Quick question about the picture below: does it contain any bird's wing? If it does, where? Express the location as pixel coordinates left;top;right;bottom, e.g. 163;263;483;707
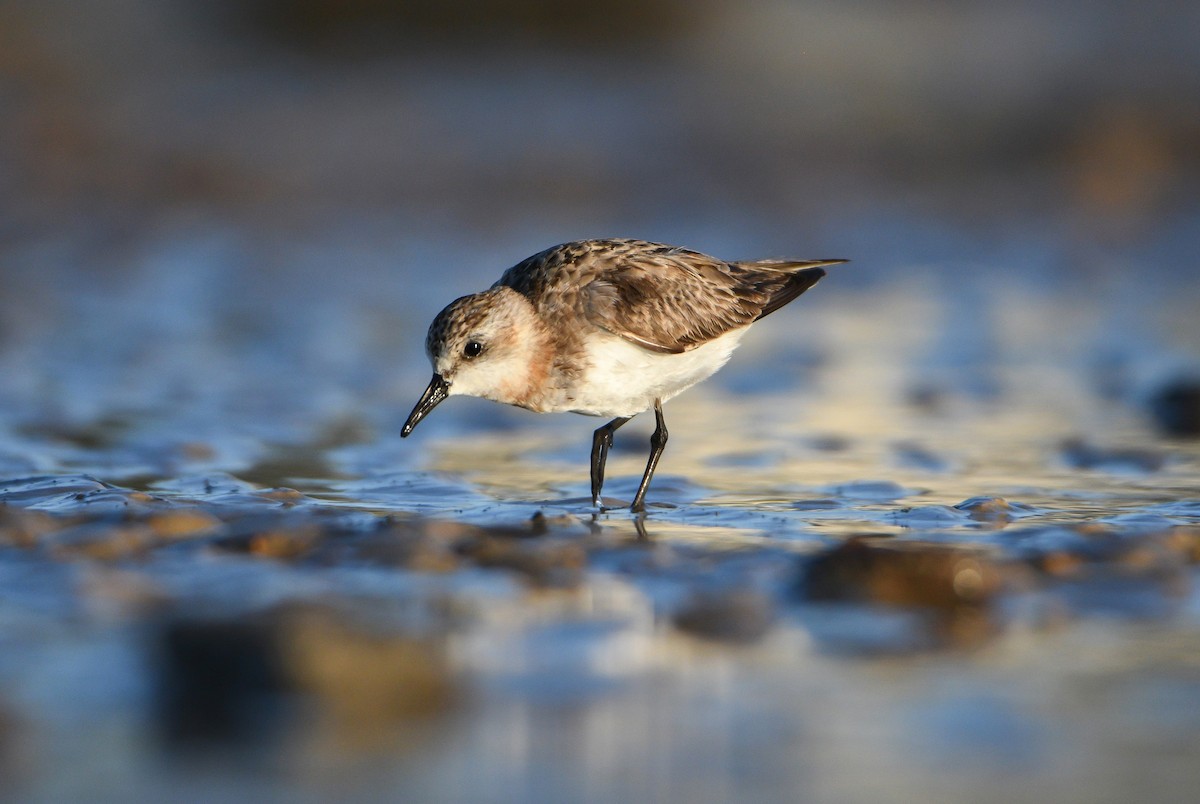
576;246;756;354
497;240;840;354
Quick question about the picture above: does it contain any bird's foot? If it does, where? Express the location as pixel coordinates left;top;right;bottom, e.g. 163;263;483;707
591;495;630;513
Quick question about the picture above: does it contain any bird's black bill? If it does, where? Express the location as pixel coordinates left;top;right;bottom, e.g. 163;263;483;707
401;374;450;437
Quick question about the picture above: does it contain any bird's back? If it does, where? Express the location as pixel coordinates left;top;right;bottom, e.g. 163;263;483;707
496;239;841;354
495;239;673;302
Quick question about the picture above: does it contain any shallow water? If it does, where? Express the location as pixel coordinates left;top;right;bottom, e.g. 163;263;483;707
1;271;1199;802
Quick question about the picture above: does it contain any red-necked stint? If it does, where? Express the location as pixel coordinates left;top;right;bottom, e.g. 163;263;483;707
401;238;844;512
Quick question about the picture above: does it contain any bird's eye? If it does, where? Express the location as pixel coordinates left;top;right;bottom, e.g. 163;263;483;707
463;340;483;359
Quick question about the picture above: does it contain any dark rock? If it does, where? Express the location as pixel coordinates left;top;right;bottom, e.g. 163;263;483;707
154;619;290;748
1148;378;1200;438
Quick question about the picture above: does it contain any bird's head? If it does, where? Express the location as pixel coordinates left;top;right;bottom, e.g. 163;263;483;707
401;287;547;436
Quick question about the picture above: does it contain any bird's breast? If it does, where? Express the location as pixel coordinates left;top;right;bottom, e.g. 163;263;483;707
542;328;748;418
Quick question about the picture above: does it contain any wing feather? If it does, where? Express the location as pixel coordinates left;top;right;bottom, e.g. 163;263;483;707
497;239;842;354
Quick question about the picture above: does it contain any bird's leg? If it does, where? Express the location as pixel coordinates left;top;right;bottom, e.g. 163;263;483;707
630;400;668;513
590;416;630;508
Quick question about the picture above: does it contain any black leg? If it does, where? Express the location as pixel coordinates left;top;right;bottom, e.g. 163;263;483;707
630;400;668;513
590;416;630;507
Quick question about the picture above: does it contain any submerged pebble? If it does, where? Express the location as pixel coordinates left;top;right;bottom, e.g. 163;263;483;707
672;588;775;643
1059;438;1166;472
796;539;1006;651
892;441;954;472
48;521;159;561
799;538;1002;610
955;495;1036;524
805;434;853;452
1011;522;1197;590
208;516;324;560
145;509;223;539
0;506;58;547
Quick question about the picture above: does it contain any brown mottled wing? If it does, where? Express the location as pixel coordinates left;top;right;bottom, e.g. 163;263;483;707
498;239;841;354
580;247;764;354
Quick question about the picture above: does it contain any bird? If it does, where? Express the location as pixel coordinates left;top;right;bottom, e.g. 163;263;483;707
401;238;842;512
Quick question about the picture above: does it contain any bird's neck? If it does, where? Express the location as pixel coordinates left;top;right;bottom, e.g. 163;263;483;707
493;301;558;413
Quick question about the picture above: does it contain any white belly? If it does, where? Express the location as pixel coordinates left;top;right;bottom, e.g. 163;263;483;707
565;328;748;418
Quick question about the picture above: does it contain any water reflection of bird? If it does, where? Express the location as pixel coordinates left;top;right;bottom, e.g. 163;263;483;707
402;238;842;512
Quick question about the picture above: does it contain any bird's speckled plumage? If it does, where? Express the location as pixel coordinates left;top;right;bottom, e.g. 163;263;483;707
402;238;844;511
497;238;831;354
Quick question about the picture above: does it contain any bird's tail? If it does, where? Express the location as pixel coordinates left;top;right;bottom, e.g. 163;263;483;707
735;258;847;320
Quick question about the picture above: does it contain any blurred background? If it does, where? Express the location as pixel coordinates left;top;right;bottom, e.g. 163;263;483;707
2;0;1198;450
2;2;1200;801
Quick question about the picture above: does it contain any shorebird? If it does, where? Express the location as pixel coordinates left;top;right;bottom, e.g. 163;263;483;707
401;239;842;512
